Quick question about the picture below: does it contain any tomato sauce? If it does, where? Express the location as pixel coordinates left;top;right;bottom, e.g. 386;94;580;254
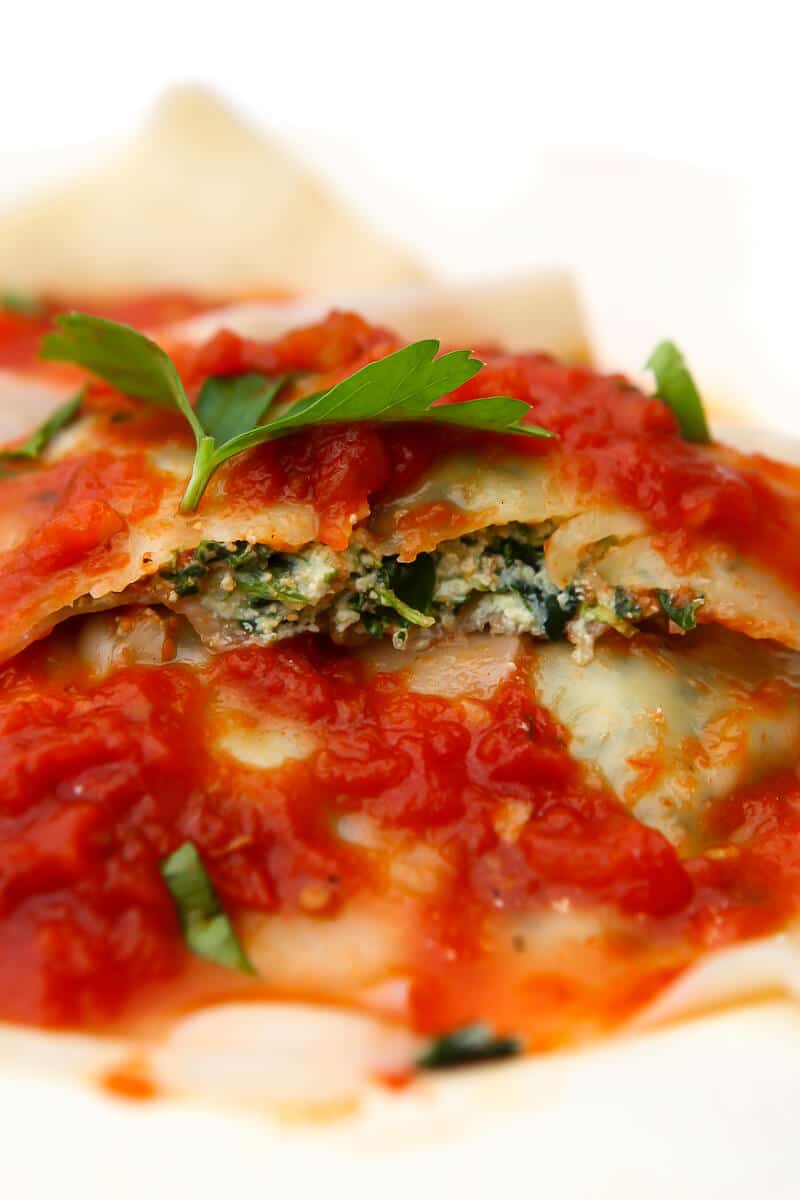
184;312;800;587
4;303;800;592
0;292;232;370
2;298;800;1051
0;450;166;654
453;355;800;588
0;630;797;1048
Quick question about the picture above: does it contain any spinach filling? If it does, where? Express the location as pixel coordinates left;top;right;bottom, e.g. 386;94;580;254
342;554;438;648
495;534;579;640
331;526;580;648
161;540;342;640
157;526;702;650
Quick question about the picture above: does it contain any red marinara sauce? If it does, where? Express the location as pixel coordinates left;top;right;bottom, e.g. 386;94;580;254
0;632;798;1047
1;300;800;1048
178;311;800;582
0;292;229;370
3;302;800;583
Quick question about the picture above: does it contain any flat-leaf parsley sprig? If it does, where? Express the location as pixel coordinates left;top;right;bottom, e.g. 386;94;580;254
41;313;553;513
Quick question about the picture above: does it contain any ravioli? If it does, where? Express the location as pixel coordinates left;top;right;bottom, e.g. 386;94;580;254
4;297;800;1082
0;609;705;1046
531;628;800;849
1;308;800;669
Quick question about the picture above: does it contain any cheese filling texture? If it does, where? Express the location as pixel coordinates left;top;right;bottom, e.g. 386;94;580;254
145;522;703;654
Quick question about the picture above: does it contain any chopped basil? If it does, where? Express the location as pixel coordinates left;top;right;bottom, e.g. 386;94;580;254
0;390;82;465
161;841;254;974
657;590;705;631
417;1023;523;1070
41;314;553;514
646;341;710;444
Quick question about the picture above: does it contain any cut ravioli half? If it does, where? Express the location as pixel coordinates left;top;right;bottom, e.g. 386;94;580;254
1;308;800;668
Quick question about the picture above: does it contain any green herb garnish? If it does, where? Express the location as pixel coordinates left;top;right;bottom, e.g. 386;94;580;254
657;590;705;631
0;390;82;466
417;1023;523;1070
161;841;254;974
1;290;45;318
41;313;552;513
195;371;288;447
646;340;710;443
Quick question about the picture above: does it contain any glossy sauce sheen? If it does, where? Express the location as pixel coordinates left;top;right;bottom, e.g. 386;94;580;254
1;301;800;1049
0;293;224;369
0;633;798;1044
1;306;799;589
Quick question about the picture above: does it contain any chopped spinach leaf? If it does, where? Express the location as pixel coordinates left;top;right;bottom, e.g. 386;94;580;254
579;601;637;638
382;553;436;615
613;587;643;621
361;611;388;639
498;536;544;570
542;589;580;640
161;558;207;596
236;554;308;607
657;590;704;631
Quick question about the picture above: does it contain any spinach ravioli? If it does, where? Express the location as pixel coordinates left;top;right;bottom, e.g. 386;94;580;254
149;524;582;650
122;521;706;659
3;299;800;1087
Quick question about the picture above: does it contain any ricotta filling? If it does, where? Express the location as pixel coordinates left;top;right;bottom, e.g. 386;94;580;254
150;524;702;655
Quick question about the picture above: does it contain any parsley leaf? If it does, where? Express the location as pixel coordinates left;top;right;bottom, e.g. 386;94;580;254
417;1023;523;1070
0;390;83;465
251;339;550;439
196;372;287;446
41;312;203;434
161;841;254;974
646;340;710;443
41;313;553;513
657;590;705;631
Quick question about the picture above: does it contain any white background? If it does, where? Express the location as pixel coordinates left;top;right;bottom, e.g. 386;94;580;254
2;1;799;425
